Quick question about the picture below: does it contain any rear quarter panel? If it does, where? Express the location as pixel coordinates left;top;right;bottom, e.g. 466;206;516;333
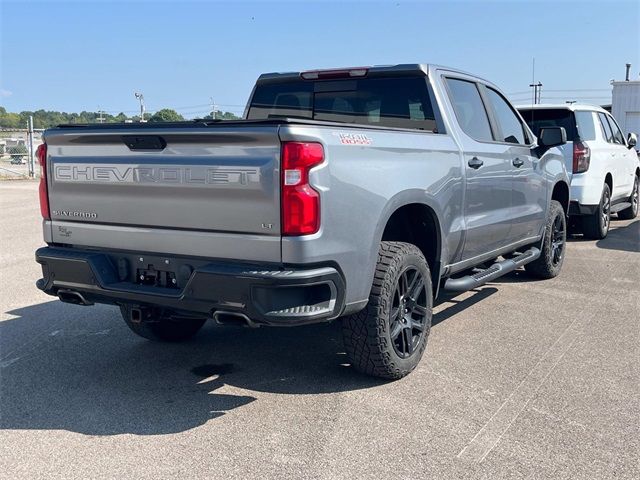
279;124;463;309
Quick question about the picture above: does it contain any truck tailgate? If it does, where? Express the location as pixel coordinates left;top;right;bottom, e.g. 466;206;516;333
44;126;282;261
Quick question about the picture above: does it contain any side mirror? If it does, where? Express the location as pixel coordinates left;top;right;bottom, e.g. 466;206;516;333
539;126;567;149
627;132;637;149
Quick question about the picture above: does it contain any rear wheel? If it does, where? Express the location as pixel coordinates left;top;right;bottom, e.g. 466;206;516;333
120;305;207;342
525;200;566;279
583;183;611;239
618;174;638;220
341;241;432;380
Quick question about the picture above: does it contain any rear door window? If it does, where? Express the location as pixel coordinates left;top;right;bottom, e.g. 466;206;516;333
598;112;614;143
445;78;494;142
486;88;527;144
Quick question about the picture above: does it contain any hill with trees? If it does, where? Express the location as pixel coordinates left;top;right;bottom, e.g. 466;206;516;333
0;107;241;129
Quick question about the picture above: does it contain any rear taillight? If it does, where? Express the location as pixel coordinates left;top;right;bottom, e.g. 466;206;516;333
36;143;50;219
573;140;590;174
281;142;324;236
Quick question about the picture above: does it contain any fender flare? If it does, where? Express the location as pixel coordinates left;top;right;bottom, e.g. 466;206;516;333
370;189;446;296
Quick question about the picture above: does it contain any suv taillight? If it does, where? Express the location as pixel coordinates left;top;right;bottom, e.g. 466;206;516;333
573;139;590;174
36;143;50;219
281;142;324;235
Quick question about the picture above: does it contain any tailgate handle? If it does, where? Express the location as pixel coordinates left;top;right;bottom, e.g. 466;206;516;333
122;135;167;151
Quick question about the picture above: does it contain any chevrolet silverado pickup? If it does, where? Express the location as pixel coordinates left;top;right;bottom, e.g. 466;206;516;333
36;64;570;379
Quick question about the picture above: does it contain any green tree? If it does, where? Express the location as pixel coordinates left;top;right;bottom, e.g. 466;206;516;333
202;110;241;120
112;112;128;123
148;109;185;122
0;108;22;128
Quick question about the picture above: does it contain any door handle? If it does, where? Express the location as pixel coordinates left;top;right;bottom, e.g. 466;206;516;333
468;157;484;169
513;157;524;168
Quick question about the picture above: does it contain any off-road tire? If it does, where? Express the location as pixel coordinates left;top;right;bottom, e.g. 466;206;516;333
341;241;432;380
525;200;566;279
120;305;207;342
583;183;611;239
617;174;639;220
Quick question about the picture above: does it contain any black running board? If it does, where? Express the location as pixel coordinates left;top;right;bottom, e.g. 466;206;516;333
443;247;541;292
611;201;632;214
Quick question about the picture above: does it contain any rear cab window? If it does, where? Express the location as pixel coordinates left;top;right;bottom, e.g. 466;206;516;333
247;75;439;132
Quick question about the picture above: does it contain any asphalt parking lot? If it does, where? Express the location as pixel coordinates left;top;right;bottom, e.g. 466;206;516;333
1;180;638;480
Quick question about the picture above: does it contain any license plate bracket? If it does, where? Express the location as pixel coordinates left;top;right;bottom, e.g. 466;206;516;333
136;266;177;289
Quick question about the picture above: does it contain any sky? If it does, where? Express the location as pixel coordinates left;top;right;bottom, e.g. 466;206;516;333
1;0;639;117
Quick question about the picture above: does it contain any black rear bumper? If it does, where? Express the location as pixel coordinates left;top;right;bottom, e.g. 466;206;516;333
36;247;345;326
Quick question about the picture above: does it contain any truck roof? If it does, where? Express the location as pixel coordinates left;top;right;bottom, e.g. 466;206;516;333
256;63;495;86
515;103;610;114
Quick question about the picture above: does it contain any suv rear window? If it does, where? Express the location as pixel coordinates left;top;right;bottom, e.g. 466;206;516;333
247;76;438;132
518;109;578;141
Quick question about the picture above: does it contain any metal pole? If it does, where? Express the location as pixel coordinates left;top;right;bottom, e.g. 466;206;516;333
28;116;35;177
135;93;145;122
537;83;543;104
529;82;542;104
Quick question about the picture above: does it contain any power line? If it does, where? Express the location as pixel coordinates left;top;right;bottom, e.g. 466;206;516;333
542;88;610;92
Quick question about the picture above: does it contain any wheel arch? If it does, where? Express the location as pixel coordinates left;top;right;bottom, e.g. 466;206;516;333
604;172;613;192
551;180;570;214
375;196;444;297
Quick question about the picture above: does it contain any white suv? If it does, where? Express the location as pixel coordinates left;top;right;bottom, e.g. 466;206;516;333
518;104;639;239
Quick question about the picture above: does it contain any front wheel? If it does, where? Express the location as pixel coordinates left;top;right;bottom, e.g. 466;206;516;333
617;174;639;220
525;200;566;279
341;241;432;380
120;305;207;342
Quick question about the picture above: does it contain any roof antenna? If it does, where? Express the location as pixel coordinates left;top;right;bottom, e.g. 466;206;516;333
625;63;631;82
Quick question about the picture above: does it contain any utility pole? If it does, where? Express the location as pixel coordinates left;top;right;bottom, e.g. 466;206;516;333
135;92;145;122
529;81;543;104
210;96;216;120
97;108;105;123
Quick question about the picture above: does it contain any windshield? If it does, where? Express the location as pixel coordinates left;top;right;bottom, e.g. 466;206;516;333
247;76;438;132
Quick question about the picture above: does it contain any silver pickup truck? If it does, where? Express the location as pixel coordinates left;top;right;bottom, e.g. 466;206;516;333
36;64;570;379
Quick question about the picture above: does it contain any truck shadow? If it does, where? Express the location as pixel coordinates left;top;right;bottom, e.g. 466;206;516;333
0;286;495;436
0;301;371;436
596;219;639;253
568;219;639;253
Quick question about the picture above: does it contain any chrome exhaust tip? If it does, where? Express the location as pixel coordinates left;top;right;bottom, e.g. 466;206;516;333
212;310;258;328
57;289;93;306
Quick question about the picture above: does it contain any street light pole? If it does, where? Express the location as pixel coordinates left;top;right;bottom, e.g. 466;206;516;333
135;92;145;122
529;82;543;104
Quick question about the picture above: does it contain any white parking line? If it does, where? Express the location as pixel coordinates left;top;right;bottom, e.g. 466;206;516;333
456;315;582;463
